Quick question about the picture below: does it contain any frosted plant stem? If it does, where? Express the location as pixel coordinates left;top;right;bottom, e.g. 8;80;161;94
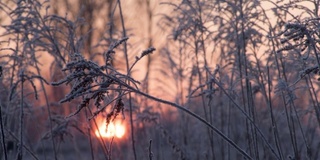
132;89;253;160
17;71;24;160
34;63;57;160
0;104;7;160
211;77;280;160
117;0;137;159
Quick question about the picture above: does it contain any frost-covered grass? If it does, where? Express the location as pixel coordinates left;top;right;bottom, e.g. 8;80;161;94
0;0;320;160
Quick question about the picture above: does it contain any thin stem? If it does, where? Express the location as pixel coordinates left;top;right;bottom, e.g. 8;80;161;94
210;77;280;160
5;128;39;160
0;103;8;160
116;0;137;159
84;108;95;160
87;108;109;159
132;88;253;160
148;139;153;160
34;62;57;160
17;71;24;160
267;66;283;159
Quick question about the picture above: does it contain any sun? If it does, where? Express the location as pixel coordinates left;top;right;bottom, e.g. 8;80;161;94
95;120;126;139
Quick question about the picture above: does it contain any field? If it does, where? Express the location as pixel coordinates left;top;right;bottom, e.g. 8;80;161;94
1;0;320;159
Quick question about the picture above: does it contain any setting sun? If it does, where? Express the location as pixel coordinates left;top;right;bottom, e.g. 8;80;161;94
95;120;126;139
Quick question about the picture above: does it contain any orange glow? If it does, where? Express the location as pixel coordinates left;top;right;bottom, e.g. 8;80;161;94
95;120;126;139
